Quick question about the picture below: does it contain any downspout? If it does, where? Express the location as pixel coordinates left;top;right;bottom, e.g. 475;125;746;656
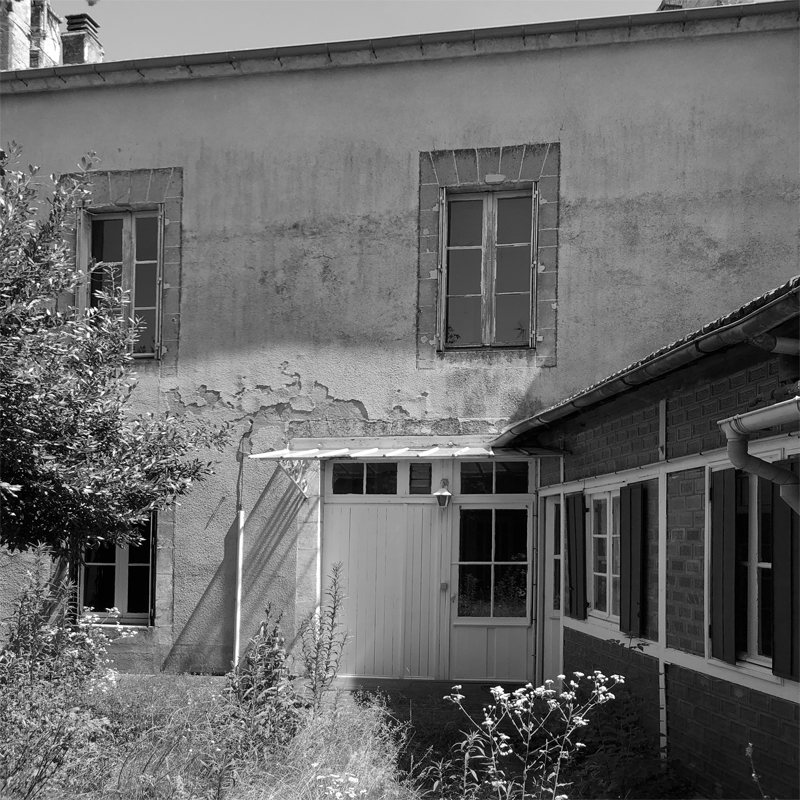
233;421;254;667
717;397;800;514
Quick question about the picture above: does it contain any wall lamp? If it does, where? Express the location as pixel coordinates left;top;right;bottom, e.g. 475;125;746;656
433;478;452;508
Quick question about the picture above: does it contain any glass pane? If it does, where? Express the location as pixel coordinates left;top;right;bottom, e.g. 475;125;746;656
494;294;530;343
91;218;123;262
611;576;620;617
409;462;432;495
83;565;115;612
758;568;773;658
495;508;527;561
129;522;151;565
735;563;748;654
134;262;158;308
735;472;750;564
612;496;620;536
594;575;607;612
593;499;608;536
447;249;482;296
136;217;159;261
90;265;122;306
133;310;157;355
612;535;620;576
127;565;150;614
460;462;492;494
495;461;528;493
594;537;607;574
366;463;397;494
553;558;561;611
458;565;491;616
85;541;115;564
553;503;561;556
448;200;483;247
496;196;532;245
495;247;530;293
446;296;482;345
494;565;527;617
459;509;492;561
332;463;363;494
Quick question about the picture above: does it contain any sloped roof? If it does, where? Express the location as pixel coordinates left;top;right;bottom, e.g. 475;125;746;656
492;276;800;447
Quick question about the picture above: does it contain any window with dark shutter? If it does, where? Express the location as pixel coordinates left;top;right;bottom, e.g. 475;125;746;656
565;492;587;620
711;468;738;665
620;483;645;637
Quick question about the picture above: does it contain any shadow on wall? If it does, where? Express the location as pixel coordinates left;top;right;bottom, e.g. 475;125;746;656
163;467;304;674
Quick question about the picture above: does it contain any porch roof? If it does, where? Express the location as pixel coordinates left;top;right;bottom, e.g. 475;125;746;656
250;444;557;460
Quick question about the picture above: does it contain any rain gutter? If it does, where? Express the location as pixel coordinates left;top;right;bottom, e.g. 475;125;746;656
718;398;800;513
492;279;800;448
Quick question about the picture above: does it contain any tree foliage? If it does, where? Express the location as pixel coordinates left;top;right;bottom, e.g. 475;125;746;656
0;143;227;563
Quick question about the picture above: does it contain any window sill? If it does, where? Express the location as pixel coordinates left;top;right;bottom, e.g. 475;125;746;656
707;656;782;685
453;619;530;627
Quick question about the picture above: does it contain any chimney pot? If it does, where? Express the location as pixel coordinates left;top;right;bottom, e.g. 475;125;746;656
61;12;103;64
65;13;99;35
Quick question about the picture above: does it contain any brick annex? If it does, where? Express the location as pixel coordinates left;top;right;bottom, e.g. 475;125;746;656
508;279;800;799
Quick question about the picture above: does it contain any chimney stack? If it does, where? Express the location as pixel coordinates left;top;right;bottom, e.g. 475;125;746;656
61;13;103;65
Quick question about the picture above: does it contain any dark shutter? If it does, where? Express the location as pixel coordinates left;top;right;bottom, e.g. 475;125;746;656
710;469;737;664
772;462;799;681
565;492;587;620
620;483;645;636
149;511;158;627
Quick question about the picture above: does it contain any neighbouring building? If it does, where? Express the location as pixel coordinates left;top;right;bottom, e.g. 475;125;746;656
0;3;797;790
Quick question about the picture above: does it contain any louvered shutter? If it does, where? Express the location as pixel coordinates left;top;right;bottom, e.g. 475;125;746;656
710;469;737;664
620;483;645;636
565;492;587;620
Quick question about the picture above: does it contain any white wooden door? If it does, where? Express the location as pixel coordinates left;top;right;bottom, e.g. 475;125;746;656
322;502;445;678
540;495;563;683
448;502;534;682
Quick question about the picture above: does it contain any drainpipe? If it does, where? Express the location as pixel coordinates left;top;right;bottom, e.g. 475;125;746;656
748;334;800;356
233;508;245;667
717;397;800;514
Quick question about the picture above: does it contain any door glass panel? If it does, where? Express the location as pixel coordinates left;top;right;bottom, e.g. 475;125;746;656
594;575;607;612
494;565;527;617
127;565;150;614
332;463;363;494
448;200;483;247
133;310;157;355
553;503;561;556
593;499;608;535
129;523;151;564
495;246;530;293
593;537;607;573
494;293;530;343
90;265;122;305
461;462;493;494
83;565;115;612
611;576;620;617
85;541;115;563
758;568;773;658
91;218;123;262
459;509;492;561
496;196;532;244
494;509;527;561
135;217;159;261
553;559;561;611
458;564;491;616
134;262;158;307
495;462;528;493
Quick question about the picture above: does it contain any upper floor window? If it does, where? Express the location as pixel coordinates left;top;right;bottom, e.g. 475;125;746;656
89;211;161;358
441;191;536;348
588;492;621;620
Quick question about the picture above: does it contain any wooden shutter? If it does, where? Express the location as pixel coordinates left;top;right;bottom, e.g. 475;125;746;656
565;492;587;620
710;468;737;664
149;511;158;627
771;462;799;681
620;483;645;636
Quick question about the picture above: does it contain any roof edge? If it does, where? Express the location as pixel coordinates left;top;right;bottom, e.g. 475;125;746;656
492;276;800;448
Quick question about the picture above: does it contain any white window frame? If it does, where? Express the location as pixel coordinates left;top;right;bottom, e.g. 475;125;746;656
80;516;155;625
586;489;621;622
78;208;163;359
438;187;538;350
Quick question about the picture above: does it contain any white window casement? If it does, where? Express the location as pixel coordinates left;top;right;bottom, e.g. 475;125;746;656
587;491;621;621
83;210;162;358
439;189;537;349
81;515;156;624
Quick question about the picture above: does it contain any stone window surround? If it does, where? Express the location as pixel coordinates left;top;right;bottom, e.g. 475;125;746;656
76;167;183;375
417;143;560;369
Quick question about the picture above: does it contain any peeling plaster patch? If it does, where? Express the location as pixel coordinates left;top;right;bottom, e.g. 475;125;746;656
390;405;411;419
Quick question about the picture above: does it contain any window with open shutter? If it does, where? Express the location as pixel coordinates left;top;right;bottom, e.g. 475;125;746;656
565;492;587;620
711;465;798;681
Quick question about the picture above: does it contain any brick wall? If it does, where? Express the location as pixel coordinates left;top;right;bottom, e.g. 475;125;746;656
666;469;705;656
666;663;800;799
539;456;561;487
563;627;661;746
559;403;660;483
641;478;659;642
665;358;795;459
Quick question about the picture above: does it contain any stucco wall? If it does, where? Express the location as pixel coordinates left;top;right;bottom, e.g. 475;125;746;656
1;12;797;670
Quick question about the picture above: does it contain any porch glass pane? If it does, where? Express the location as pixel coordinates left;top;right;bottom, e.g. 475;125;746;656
459;509;492;561
365;463;397;494
332;463;363;494
494;508;527;561
495;461;528;493
461;462;492;494
458;564;491;617
494;564;527;617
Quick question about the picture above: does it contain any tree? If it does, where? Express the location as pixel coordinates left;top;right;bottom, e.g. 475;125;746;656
0;143;227;568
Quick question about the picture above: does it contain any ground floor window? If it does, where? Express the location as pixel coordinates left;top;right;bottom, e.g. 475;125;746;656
82;514;156;624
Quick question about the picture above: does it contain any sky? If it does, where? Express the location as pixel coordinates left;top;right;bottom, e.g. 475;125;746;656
50;0;668;62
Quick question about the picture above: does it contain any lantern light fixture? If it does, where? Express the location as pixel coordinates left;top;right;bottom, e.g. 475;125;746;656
433;478;452;508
